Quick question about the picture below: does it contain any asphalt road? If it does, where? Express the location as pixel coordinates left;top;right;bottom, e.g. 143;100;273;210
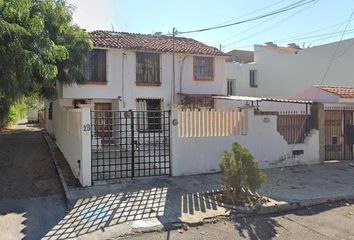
0;121;66;240
121;201;354;240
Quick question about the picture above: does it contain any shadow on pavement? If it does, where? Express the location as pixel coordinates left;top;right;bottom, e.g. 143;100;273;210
44;176;223;239
233;216;280;240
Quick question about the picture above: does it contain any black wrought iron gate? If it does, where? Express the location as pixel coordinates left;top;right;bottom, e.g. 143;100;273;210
91;110;171;182
324;107;354;160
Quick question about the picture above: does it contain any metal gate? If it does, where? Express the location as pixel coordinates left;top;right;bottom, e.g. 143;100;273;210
91;110;171;182
324;107;354;160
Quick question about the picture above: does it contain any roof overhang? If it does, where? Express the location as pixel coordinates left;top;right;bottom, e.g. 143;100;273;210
212;95;313;104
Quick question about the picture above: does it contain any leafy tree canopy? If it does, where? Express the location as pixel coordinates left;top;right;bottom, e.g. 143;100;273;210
0;0;92;123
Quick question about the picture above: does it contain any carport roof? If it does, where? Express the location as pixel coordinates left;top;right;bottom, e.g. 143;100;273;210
212;95;313;104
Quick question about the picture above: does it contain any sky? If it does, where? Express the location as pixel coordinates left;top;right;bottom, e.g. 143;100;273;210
66;0;354;52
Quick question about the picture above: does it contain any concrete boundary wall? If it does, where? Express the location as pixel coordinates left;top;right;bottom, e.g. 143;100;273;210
170;107;320;176
51;101;92;186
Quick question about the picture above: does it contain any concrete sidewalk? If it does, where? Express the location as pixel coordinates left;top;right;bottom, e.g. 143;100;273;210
44;160;354;239
261;160;354;203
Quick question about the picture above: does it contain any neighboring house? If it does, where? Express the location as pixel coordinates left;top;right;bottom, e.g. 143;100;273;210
226;49;254;63
226;49;254;96
291;85;354;161
226;38;354;97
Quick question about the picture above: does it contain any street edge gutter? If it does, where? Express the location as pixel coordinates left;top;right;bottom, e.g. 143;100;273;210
42;130;73;209
129;195;354;237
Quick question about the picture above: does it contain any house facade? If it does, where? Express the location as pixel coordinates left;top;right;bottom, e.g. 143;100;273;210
226;38;354;97
50;31;228;113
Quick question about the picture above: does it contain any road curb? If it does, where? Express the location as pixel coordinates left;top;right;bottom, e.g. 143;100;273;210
42;130;74;209
129;195;354;237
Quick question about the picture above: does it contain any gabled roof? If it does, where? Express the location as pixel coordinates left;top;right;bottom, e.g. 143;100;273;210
316;86;354;98
227;49;254;63
89;30;228;56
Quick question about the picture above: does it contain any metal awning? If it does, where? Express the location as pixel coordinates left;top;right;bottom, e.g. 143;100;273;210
212;95;313;104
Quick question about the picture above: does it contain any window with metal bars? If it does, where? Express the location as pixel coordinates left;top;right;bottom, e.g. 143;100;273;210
193;56;214;80
136;52;160;86
83;49;107;82
136;99;162;131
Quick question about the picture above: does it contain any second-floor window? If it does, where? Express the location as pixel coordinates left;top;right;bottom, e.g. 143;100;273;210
136;52;160;86
83;49;107;82
249;69;257;87
194;56;214;80
227;78;236;95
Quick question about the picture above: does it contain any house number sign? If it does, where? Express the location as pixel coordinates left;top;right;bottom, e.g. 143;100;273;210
83;124;91;132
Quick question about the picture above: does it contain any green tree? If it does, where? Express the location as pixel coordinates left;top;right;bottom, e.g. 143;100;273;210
0;0;92;125
219;142;267;205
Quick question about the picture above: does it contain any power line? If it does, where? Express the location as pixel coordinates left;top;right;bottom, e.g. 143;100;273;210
221;0;318;49
176;0;291;38
176;0;317;35
230;28;354;51
316;8;354;87
213;0;288;27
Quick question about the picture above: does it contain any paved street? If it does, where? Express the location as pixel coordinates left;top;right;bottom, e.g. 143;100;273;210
122;201;354;240
42;159;354;239
0;121;67;240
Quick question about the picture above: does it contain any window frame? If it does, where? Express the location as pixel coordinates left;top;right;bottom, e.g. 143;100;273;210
48;102;53;120
193;56;214;81
83;49;107;84
136;52;161;86
227;78;236;95
249;69;257;88
136;98;163;132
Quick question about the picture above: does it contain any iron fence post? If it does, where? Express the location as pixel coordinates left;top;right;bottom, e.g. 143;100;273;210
130;110;135;178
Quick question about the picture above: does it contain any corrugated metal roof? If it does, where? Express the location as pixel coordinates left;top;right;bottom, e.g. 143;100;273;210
212;95;312;104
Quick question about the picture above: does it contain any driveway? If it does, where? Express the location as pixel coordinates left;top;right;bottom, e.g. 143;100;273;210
0;120;66;240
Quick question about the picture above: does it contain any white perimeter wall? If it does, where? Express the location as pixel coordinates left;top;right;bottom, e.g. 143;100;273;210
227;38;354;97
61;49;227;110
46;101;92;186
171;107;319;176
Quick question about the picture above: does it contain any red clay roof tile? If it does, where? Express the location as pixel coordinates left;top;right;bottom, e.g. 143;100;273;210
317;86;354;98
89;30;227;56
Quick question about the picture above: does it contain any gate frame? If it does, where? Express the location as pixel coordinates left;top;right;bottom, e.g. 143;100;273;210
90;109;171;183
324;106;354;161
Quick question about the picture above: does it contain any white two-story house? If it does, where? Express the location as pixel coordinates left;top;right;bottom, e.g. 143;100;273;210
52;30;227;109
226;38;354;98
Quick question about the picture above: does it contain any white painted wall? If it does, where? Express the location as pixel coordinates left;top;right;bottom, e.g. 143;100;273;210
225;62;258;96
171;107;319;176
228;38;354;97
47;101;92;186
61;49;227;110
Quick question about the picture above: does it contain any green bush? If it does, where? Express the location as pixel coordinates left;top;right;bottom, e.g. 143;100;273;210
219;142;267;205
6;100;28;126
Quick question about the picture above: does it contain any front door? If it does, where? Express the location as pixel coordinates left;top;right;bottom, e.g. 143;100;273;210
94;103;112;139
